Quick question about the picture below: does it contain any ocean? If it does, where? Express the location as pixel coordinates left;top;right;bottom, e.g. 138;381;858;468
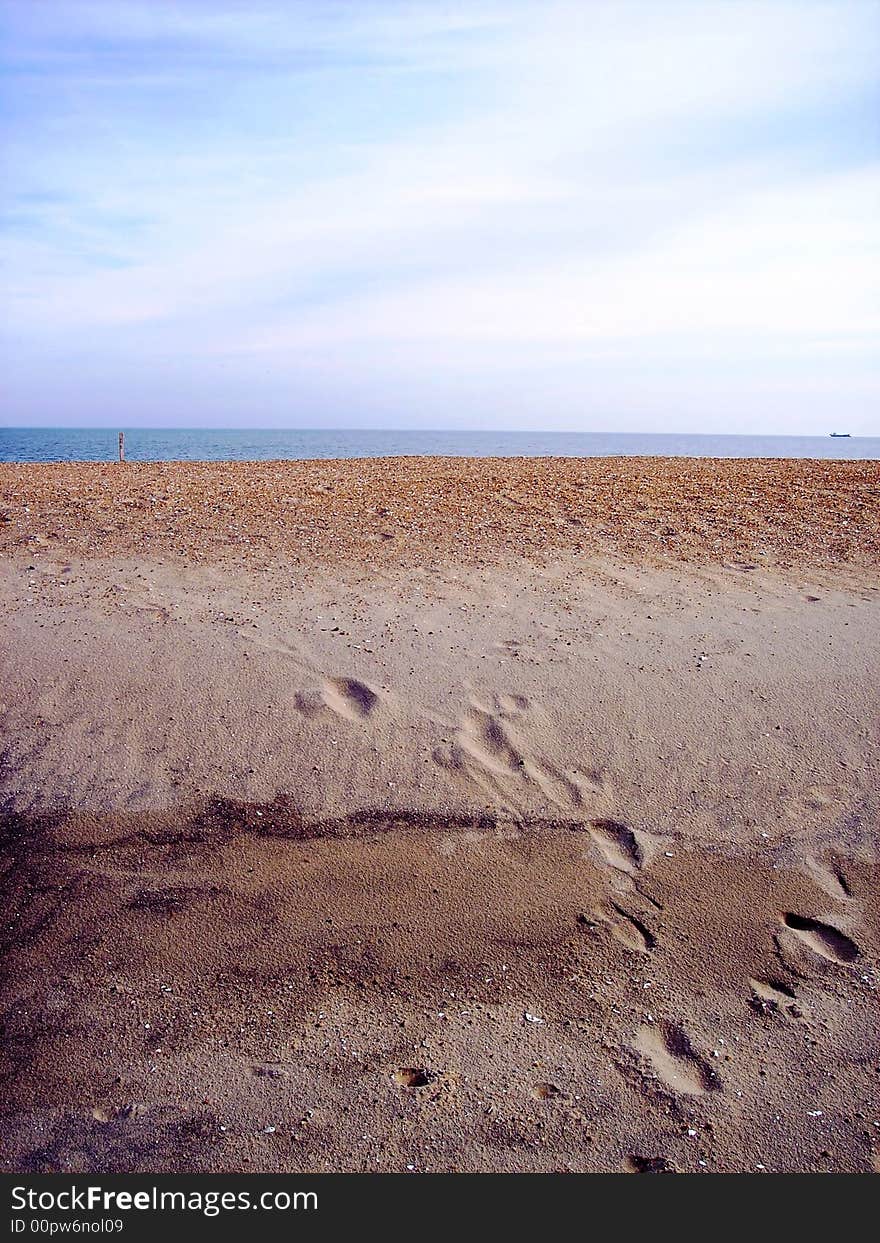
1;426;878;463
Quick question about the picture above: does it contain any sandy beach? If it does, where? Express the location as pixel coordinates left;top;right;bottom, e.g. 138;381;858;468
1;457;878;1174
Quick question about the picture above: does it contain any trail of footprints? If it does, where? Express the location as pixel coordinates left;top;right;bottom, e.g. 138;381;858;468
749;858;861;1026
432;695;865;1094
281;675;865;1113
578;822;864;1102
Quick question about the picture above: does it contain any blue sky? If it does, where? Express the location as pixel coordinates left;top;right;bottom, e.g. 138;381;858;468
1;0;878;433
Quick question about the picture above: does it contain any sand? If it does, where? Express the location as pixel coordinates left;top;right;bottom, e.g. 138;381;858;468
0;457;878;1174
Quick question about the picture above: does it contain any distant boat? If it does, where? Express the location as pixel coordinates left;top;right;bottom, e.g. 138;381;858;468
829;432;851;437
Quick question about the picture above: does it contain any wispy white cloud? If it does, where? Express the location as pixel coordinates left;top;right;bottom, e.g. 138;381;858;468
1;0;878;431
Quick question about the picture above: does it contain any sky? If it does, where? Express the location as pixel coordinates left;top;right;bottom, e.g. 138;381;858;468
1;0;878;434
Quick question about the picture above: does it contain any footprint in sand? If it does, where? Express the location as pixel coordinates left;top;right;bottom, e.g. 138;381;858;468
587;819;646;875
606;903;656;952
321;677;380;721
780;913;859;964
634;1022;719;1096
433;694;593;813
627;1155;677;1173
804;856;851;902
748;977;804;1019
392;1068;433;1088
580;903;655;952
294;677;381;723
457;704;523;776
531;1082;563;1101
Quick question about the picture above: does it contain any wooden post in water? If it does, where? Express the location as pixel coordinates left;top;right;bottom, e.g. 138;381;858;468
118;432;125;462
